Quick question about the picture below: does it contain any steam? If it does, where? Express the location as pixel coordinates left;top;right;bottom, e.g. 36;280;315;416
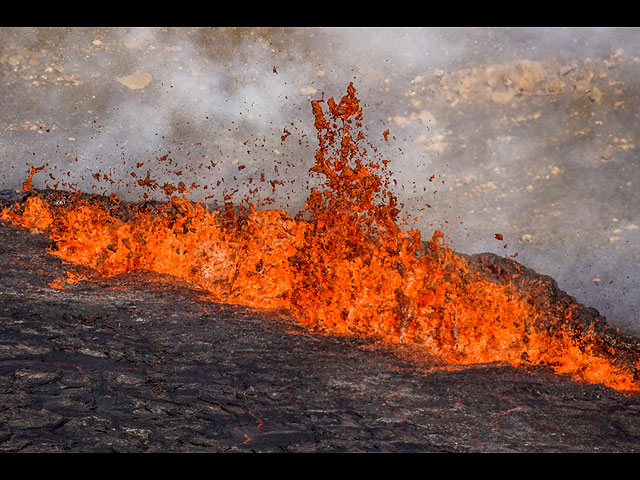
2;27;640;336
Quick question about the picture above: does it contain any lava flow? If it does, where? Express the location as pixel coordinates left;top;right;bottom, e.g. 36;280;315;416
2;83;639;393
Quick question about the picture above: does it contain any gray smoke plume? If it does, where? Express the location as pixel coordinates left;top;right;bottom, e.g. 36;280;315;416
2;27;640;335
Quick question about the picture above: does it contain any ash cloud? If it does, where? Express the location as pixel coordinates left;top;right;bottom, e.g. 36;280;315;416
2;27;640;336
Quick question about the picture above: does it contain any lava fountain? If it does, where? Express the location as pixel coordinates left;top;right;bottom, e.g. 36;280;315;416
2;83;639;392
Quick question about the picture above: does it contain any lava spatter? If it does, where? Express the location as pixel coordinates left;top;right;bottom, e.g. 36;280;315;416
1;83;638;393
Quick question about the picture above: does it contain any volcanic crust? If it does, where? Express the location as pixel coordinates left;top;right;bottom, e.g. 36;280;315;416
463;252;640;384
2;190;640;453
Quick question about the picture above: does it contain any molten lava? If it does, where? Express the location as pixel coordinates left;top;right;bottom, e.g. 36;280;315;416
2;83;639;392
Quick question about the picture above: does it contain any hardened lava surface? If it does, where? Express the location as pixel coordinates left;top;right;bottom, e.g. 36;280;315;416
1;206;640;452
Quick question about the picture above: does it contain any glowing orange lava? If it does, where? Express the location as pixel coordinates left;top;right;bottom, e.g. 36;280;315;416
1;83;638;392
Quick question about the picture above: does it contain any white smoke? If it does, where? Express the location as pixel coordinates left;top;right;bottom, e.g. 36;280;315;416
2;27;640;335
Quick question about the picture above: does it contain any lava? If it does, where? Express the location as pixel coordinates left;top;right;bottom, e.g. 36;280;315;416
1;83;639;393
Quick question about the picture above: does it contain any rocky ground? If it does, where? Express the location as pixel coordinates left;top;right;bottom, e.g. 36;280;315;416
3;28;640;453
2;216;640;452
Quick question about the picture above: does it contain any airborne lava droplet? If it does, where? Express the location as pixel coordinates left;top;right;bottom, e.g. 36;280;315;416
1;83;639;393
22;165;46;193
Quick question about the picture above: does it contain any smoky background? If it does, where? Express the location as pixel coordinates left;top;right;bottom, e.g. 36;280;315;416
2;27;639;336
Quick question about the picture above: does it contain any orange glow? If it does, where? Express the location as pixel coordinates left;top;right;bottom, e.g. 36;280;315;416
1;83;638;393
22;165;46;193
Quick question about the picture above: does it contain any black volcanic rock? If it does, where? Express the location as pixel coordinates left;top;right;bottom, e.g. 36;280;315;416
465;252;640;382
2;191;640;452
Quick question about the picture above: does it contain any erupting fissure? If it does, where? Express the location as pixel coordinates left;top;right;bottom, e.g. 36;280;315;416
2;83;639;392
